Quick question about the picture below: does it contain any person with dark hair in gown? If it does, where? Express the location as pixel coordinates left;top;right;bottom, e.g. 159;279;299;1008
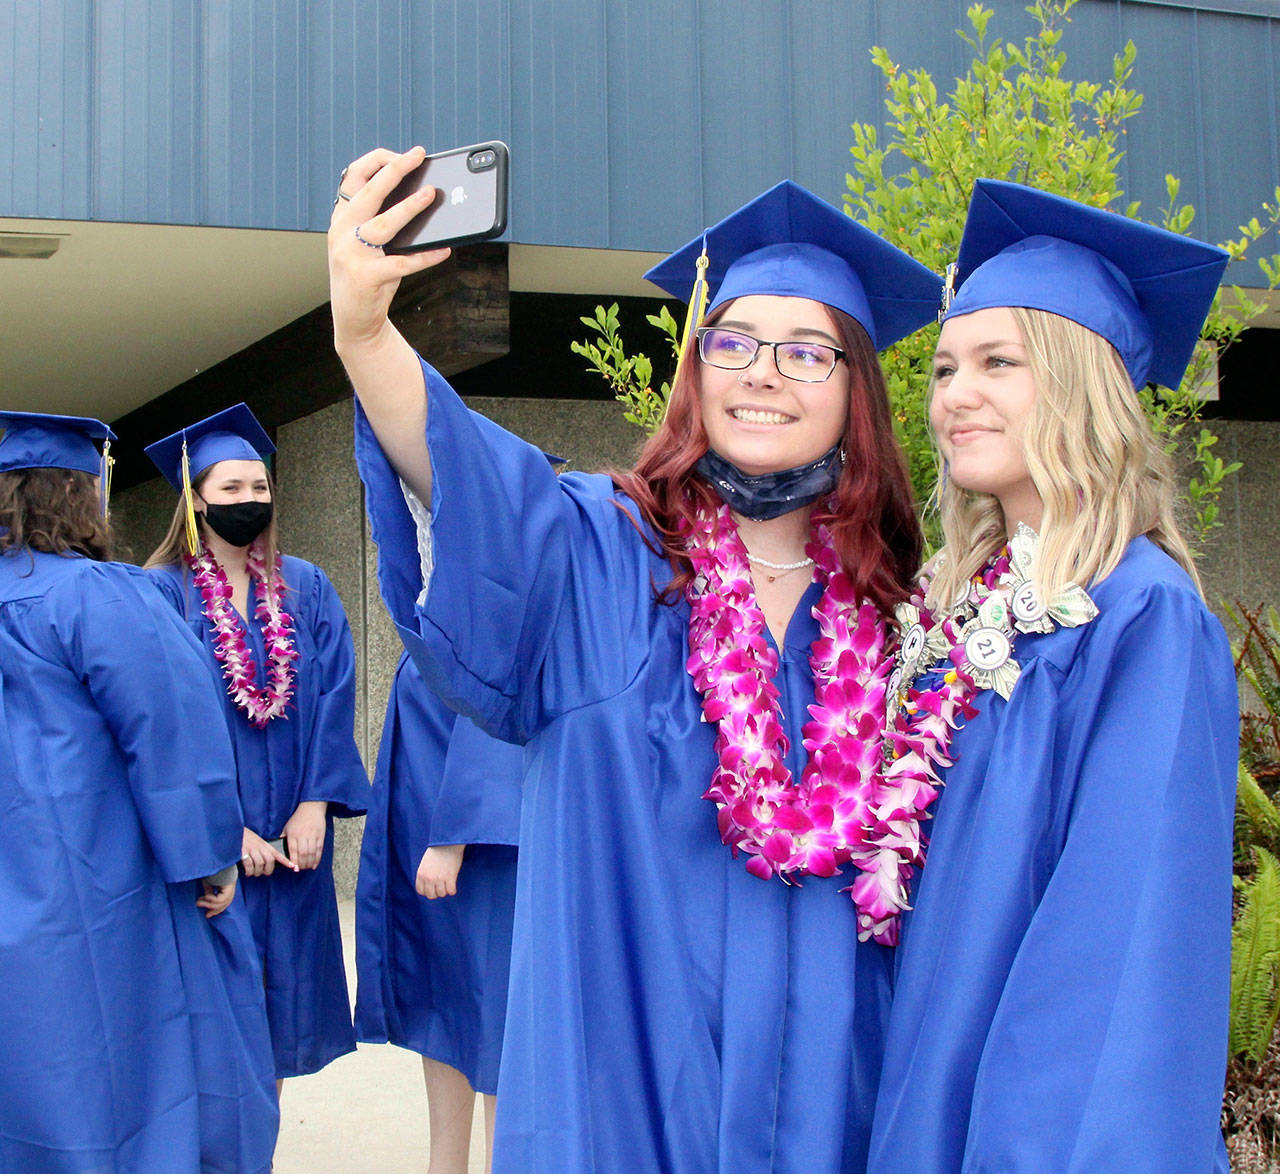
332;153;944;1171
0;411;277;1173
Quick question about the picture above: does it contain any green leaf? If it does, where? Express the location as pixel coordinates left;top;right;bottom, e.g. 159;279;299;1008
1231;846;1280;1062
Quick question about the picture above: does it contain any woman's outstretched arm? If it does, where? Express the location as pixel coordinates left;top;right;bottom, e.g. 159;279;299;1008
328;146;451;503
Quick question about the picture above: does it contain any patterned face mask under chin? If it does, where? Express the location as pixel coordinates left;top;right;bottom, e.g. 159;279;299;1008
694;444;843;521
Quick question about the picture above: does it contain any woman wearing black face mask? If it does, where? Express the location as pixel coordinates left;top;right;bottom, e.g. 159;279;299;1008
144;404;370;1110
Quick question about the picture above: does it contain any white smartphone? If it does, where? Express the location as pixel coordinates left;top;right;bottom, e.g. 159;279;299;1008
380;141;509;255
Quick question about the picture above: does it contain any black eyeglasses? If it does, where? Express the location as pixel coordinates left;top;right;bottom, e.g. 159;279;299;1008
695;327;846;383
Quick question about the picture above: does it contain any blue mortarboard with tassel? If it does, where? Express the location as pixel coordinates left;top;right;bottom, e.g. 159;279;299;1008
644;180;942;368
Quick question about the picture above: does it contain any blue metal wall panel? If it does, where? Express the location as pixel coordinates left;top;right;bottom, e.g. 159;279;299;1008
164;2;202;225
1119;5;1206;218
405;0;509;151
787;0;899;209
507;0;610;246
1;0;1276;282
696;0;795;218
1198;12;1272;235
3;0;92;218
35;0;88;214
602;0;702;245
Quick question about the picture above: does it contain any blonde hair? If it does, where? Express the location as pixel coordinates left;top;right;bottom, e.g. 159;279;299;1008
144;462;282;579
927;306;1199;609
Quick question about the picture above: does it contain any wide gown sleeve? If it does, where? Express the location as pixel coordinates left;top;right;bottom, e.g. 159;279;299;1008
61;565;245;884
961;581;1238;1172
427;715;523;848
354;357;655;745
295;563;370;816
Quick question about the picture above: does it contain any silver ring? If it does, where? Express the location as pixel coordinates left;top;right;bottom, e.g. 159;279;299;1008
354;224;384;250
335;188;353;202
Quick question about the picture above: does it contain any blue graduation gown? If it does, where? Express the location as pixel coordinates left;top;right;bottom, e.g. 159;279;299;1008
151;554;370;1078
354;360;894;1173
868;538;1237;1173
355;652;521;1094
0;550;277;1173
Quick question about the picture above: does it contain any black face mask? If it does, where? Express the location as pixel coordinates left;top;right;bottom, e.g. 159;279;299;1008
694;444;844;521
201;500;273;548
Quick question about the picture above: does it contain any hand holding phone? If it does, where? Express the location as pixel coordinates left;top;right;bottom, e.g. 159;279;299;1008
378;141;509;255
240;827;298;877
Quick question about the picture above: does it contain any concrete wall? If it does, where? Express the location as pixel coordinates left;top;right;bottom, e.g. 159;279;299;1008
1199;420;1280;616
110;398;1280;897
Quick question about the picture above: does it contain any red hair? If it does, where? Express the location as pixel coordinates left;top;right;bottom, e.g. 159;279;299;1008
612;301;921;619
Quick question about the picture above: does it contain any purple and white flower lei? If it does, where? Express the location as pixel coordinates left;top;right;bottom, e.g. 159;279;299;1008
188;541;299;728
681;499;975;945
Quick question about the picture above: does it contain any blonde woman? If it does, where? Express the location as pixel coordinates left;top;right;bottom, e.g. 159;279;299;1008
144;405;369;1094
868;180;1238;1173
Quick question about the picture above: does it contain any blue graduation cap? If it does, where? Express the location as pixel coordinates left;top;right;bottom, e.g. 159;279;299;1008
945;178;1230;389
144;403;275;493
644;180;942;353
145;404;274;556
0;411;116;475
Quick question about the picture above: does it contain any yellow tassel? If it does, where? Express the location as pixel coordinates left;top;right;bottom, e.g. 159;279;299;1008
180;439;200;556
670;243;711;394
99;440;115;521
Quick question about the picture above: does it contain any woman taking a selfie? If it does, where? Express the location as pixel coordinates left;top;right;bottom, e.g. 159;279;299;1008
144;406;370;1093
335;149;941;1171
867;180;1238;1172
0;412;277;1172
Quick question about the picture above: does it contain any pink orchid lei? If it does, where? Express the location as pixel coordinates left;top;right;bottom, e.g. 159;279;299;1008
681;498;969;945
187;541;299;728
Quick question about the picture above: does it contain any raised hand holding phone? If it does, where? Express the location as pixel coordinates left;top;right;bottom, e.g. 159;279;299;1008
328;145;467;504
379;141;508;254
328;147;449;350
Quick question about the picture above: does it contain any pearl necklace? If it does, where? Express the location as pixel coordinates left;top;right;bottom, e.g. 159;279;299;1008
745;552;815;570
745;551;815;582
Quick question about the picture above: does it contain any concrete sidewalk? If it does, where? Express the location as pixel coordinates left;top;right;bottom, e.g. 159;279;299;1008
272;899;488;1173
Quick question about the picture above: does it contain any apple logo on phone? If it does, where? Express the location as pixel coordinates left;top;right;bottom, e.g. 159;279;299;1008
450;186;467;206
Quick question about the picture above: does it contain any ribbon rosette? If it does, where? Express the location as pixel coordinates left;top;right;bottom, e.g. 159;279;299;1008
888;600;954;722
1004;523;1099;634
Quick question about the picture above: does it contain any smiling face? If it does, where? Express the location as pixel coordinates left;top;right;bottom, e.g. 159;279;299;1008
931;306;1042;531
697;294;850;477
194;459;272;509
